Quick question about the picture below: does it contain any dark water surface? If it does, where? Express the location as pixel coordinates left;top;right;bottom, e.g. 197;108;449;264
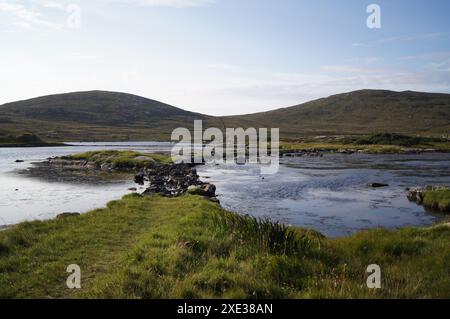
198;153;450;237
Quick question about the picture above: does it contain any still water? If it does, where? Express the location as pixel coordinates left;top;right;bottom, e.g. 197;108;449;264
0;143;172;226
1;143;449;237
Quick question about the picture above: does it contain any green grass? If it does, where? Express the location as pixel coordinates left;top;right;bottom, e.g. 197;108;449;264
280;142;406;154
61;150;172;168
0;133;63;147
280;134;450;154
423;190;450;212
0;194;449;299
343;133;446;147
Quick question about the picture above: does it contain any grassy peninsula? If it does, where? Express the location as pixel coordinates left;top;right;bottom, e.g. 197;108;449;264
0;194;449;299
0;133;64;148
281;133;450;154
61;150;173;167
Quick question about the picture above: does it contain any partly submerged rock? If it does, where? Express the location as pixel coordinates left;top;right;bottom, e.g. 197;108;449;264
187;184;216;197
368;183;389;188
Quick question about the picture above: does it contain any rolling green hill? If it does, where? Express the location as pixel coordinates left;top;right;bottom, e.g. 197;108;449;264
0;89;449;141
222;90;450;138
0;91;223;141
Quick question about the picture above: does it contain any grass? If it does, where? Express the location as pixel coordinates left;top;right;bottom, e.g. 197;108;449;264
281;134;450;154
343;133;446;147
0;194;449;299
61;150;173;168
0;133;63;147
423;190;450;212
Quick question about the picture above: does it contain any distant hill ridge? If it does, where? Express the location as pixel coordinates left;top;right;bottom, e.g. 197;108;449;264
0;89;449;141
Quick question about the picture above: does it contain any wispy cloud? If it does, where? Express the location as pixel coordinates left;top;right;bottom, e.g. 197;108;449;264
0;0;64;28
321;65;387;74
107;0;215;8
352;32;450;47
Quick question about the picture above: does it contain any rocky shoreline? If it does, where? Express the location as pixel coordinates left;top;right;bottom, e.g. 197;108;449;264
18;159;133;184
135;163;217;200
280;147;443;157
21;155;218;200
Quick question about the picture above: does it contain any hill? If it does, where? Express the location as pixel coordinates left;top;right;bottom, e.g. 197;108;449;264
222;90;450;138
0;89;449;141
0;91;222;141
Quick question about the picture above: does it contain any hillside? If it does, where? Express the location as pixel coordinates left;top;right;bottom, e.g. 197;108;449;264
1;89;449;141
222;90;450;138
0;91;222;141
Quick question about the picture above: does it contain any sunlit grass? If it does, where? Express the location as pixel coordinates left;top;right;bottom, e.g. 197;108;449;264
423;190;450;212
0;195;449;299
61;150;173;168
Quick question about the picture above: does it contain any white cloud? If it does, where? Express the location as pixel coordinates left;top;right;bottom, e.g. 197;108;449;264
106;0;215;8
41;1;66;10
0;0;63;28
321;65;387;74
352;32;450;47
139;0;214;7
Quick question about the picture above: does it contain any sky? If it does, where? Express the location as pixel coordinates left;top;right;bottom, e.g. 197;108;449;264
1;0;450;115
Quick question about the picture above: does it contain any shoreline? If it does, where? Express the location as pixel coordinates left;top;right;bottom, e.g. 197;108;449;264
5;151;450;237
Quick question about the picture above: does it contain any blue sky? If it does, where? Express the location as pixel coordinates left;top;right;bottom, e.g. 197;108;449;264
1;0;450;115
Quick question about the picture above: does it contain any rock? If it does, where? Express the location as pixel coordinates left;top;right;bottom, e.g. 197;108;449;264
134;172;145;185
128;187;137;191
368;183;389;188
100;163;113;171
57;212;80;219
187;184;216;198
202;183;216;197
138;163;213;198
187;185;204;195
15;160;24;163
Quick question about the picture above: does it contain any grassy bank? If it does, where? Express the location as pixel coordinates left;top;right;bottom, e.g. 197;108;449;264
0;194;449;299
61;150;173;167
423;189;450;212
281;134;450;154
0;133;64;148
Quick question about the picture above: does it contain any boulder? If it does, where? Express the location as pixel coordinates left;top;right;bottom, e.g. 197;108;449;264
187;185;204;196
368;183;389;188
203;183;216;197
187;184;216;197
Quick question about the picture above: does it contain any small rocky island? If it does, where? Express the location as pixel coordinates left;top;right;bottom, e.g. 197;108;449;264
25;150;218;200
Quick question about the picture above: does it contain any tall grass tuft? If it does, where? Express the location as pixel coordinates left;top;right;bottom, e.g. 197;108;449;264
210;211;314;256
